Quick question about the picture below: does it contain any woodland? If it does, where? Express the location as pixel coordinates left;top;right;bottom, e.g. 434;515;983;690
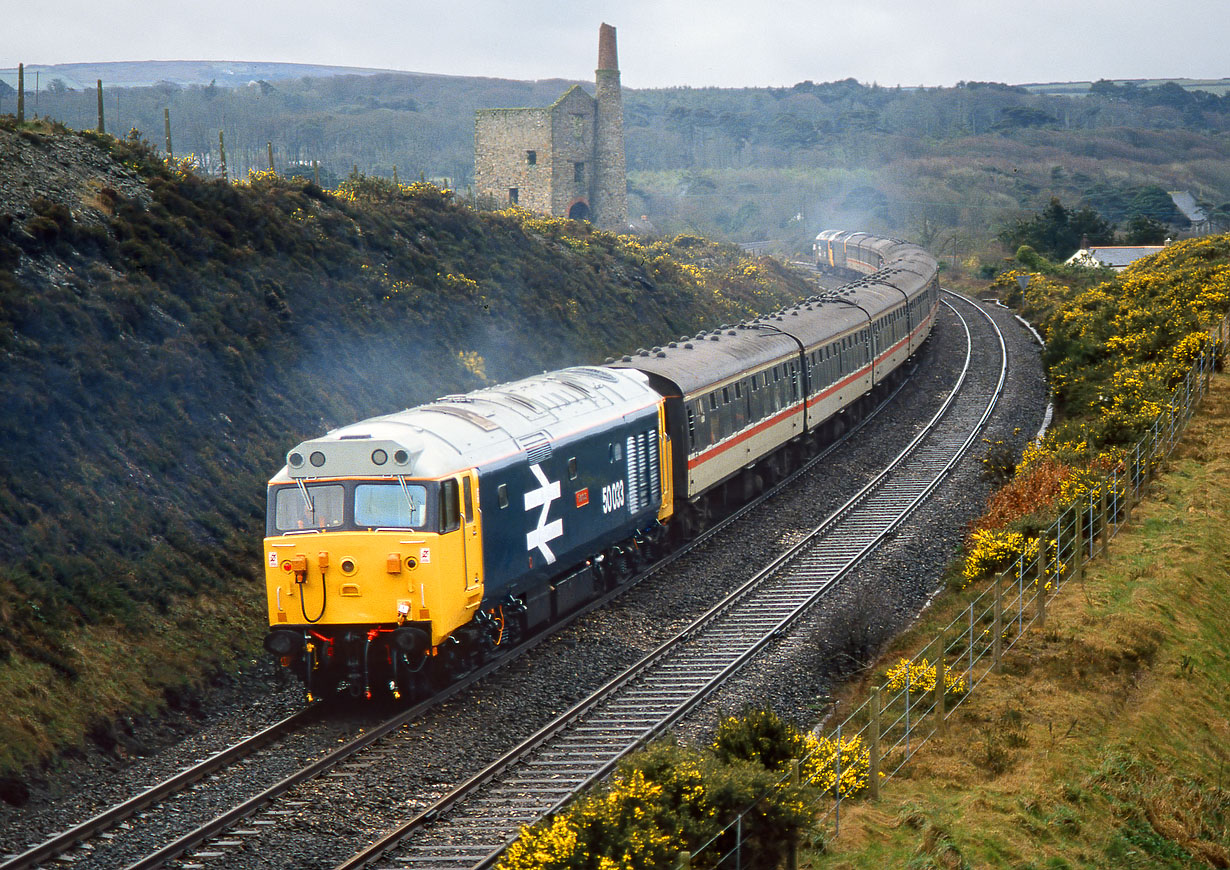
7;72;1230;257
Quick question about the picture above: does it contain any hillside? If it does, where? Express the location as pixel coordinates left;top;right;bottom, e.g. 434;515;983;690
0;60;417;91
0;118;812;777
5;72;1229;252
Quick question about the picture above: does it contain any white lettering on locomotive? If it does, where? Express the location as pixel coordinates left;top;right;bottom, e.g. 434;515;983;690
524;464;563;564
601;480;626;514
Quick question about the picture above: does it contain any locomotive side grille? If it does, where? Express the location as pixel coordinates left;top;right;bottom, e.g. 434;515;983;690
518;432;553;464
625;430;655;514
626;435;640;513
636;432;649;510
647;432;659;505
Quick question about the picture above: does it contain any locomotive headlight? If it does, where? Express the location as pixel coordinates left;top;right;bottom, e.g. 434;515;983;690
371;448;388;465
288;452;304;468
309;451;326;468
340;557;357;575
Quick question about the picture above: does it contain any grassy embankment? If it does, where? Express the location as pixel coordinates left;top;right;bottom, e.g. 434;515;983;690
493;235;1230;869
813;375;1230;868
810;236;1230;867
0;118;813;782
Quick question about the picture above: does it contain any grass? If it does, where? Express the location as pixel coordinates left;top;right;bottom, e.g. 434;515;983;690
0;590;257;773
806;374;1230;868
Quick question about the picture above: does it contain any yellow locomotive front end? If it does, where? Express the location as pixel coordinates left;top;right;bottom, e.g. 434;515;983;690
262;437;487;699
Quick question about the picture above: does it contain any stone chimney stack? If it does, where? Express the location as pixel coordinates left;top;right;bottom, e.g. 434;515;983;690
598;22;618;71
592;22;628;232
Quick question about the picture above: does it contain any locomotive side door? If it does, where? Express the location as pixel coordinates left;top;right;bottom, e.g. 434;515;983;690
460;472;482;595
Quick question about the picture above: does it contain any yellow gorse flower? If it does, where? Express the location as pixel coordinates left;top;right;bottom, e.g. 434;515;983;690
883;657;968;696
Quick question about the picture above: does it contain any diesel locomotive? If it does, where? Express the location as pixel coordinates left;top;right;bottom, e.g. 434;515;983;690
262;231;939;699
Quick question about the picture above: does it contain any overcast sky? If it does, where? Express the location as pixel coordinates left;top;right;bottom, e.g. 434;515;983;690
5;0;1228;88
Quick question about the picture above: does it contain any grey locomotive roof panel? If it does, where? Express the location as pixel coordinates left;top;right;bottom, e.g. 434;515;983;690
271;366;660;483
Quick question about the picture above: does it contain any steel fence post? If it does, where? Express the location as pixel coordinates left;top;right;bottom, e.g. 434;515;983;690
968;603;974;681
788;760;800;870
1074;506;1084;583
934;634;947;736
993;572;1003;673
869;688;881;800
835;723;843;836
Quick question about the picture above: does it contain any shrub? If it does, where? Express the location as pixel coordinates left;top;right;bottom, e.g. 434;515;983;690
500;715;819;870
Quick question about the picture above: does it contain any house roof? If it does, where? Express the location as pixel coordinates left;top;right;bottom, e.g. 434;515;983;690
1062;247;1156;270
1081;246;1166;268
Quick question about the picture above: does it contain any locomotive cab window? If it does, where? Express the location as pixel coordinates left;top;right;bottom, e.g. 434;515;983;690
354;483;428;530
568;457;578;480
497;483;509;509
274;484;345;532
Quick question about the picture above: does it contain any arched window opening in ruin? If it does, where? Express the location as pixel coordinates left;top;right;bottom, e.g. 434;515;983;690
569;201;591;221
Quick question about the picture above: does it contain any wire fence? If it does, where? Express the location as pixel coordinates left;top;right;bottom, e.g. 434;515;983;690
678;310;1230;869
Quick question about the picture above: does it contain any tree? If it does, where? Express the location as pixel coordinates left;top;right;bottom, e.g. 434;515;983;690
1128;185;1186;225
1122;214;1168;245
997;197;1114;260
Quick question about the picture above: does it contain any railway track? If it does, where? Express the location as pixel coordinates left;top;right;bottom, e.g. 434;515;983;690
332;291;1006;870
0;708;322;870
0;300;930;870
3;294;993;870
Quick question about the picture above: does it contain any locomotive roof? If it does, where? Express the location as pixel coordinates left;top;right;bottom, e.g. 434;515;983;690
270;366;660;484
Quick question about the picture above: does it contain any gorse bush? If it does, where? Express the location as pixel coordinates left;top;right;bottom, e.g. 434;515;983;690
962;236;1230;582
883;657;968;697
500;713;821;870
